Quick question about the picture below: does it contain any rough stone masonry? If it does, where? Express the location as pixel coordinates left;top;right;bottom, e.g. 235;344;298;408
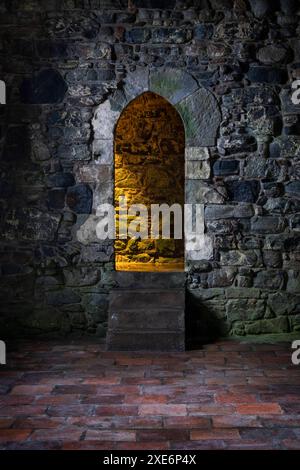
0;0;300;341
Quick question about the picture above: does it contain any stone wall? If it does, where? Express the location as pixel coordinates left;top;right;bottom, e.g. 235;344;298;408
0;0;300;339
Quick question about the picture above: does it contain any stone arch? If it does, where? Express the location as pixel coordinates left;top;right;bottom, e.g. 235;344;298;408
87;68;222;264
92;68;221;156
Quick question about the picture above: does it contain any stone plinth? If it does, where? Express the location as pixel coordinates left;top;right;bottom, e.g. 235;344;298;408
106;273;185;351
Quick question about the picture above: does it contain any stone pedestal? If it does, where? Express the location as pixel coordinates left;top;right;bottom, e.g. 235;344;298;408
106;273;186;351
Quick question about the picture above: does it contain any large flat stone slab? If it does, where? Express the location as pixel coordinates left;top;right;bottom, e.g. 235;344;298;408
176;88;221;146
106;331;185;352
149;68;199;105
106;277;186;351
110;289;185;310
108;308;185;330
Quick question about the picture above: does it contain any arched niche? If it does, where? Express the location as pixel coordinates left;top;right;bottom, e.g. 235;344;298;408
114;91;185;272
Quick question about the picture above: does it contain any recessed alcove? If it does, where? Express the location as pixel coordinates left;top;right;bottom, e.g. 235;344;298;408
88;68;222;351
114;91;185;272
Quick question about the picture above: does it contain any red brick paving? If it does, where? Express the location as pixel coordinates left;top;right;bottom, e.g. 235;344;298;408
0;339;299;450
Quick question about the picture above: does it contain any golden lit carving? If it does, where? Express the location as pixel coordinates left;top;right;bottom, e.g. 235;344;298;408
114;91;185;272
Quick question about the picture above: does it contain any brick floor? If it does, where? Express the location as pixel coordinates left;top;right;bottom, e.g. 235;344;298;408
0;339;300;450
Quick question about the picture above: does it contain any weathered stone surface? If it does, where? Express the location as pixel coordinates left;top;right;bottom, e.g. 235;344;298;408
268;292;299;316
248;0;270;18
76;215;102;245
185;147;209;161
123;67;149;102
263;250;282;268
226;299;265;323
186;160;210;179
47;189;66;210
110;289;184;310
176;88;221;146
206;219;239;234
79;244;114;263
31;141;51;162
47;173;75;188
194;24;214;40
226;180;260;203
92;140;113;164
290;214;300;231
280;88;300;115
244;317;289;334
125;28;151;44
290;315;300;332
152;28;192;44
265;234;300;251
93;182;113;208
205;205;254;220
244;157;286;181
1;0;300;340
185;234;214;261
226;287;261;299
213;160;239;176
247;66;287;84
63;267;101;287
263;197;292;215
186;181;227;204
74;164;112;184
57;144;90;162
150;68;198;105
21;306;67;332
92;100;120;140
220;250;262;267
285;181;300;199
46;288;81;306
257;45;288;65
247;105;280;137
20;69;68;104
207;268;236;288
66;184;93;214
287;270;300;292
207;42;231;60
251;216;285;234
107;286;185;351
3;209;61;242
223;86;279;108
269;137;300;159
218;134;257;156
109;308;183;331
188;287;224;301
253;270;285;290
262;182;283;198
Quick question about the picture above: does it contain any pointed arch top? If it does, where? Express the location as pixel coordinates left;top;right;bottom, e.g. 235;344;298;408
114;90;186;139
92;68;221;157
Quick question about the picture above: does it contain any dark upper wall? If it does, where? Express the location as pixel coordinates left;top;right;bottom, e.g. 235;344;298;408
0;0;300;339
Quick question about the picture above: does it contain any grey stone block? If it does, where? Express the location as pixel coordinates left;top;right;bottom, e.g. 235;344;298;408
150;68;199;105
176;88;221;146
110;289;185;310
